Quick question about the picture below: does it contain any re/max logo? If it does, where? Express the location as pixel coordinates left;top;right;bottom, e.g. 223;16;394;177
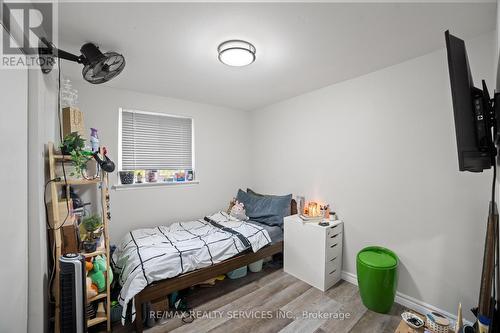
2;2;53;55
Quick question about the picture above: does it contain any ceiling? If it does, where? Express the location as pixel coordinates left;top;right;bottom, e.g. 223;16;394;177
58;2;496;111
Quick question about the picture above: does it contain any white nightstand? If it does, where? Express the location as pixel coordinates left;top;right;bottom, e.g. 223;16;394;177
284;214;343;291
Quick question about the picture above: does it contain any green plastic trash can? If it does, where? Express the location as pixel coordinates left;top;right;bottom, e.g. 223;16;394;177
356;246;399;313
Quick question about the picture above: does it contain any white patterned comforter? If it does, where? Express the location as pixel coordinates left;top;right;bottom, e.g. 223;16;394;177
112;211;272;324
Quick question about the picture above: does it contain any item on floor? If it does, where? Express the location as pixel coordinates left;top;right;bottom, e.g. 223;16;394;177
401;312;424;329
248;259;264;272
110;301;123;323
195;275;226;287
119;171;134;184
227;266;248;279
357;246;399;313
169;291;193;324
477;315;491;333
90;128;99;152
147;170;158;183
426;312;450;333
229;200;248;221
462;325;475;333
59;253;87;333
455;302;463;333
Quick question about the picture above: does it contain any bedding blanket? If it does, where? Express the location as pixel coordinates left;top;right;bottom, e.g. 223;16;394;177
112;211;272;324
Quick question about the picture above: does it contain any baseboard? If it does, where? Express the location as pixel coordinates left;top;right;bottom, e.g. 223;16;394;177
341;271;471;326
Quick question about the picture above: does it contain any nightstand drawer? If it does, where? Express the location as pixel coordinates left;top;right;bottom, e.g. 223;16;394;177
326;223;342;237
326;240;342;259
326;255;340;272
327;230;342;247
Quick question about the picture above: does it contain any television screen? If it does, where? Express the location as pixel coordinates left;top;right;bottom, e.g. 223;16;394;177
445;30;492;172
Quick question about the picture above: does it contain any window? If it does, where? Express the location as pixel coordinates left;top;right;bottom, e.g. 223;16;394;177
118;108;195;184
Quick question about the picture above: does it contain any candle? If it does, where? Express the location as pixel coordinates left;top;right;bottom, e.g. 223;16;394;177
308;202;319;217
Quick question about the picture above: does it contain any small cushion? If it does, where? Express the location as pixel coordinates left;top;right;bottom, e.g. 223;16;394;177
236;189;292;226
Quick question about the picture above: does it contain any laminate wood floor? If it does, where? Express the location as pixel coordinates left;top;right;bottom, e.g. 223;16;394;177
108;267;404;333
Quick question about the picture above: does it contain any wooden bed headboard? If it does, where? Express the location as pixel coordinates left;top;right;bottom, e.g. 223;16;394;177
290;199;298;215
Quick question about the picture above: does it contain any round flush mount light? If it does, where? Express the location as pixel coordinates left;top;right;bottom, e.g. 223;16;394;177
217;40;256;67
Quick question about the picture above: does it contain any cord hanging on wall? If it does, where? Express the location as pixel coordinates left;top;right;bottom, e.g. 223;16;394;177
38;37;125;84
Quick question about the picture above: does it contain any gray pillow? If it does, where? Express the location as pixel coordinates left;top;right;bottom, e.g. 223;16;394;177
247;188;292;217
236;189;292;226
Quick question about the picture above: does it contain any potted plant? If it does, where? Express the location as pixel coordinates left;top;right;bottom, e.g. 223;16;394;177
81;214;102;253
60;132;90;177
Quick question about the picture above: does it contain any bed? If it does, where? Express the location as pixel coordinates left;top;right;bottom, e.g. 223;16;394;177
113;199;296;333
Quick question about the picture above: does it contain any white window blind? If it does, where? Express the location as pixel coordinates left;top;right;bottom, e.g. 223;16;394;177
120;110;193;171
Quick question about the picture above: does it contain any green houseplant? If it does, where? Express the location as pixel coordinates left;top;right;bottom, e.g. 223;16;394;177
60;132;90;177
81;214;102;253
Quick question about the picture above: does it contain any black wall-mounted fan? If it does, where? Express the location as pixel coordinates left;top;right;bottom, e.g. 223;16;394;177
39;38;125;84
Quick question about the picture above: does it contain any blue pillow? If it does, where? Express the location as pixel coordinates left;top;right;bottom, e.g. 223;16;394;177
236;189;292;226
247;188;291;218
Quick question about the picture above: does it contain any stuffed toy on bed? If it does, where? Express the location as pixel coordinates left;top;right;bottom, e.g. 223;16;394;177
229;200;249;221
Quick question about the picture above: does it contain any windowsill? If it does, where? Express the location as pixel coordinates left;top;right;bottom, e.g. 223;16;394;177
112;180;199;190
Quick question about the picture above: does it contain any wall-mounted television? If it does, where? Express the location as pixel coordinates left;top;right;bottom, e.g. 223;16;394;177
444;30;497;172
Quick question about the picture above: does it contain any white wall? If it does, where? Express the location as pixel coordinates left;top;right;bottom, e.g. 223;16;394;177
0;36;28;332
27;66;59;333
72;81;251;242
249;31;495;320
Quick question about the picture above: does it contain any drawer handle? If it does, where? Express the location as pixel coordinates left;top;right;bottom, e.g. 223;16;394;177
329;269;337;275
329;233;340;239
329;256;337;262
330;243;337;248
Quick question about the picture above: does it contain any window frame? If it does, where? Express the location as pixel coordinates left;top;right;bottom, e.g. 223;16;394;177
117;107;196;187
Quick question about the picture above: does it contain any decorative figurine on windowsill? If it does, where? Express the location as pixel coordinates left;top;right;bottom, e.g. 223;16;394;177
136;171;144;183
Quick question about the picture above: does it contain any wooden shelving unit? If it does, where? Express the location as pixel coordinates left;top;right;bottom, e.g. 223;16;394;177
47;142;112;332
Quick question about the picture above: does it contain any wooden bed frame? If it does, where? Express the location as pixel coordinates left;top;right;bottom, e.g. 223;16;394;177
134;199;297;332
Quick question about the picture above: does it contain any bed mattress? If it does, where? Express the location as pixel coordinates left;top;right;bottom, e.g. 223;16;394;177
248;220;283;243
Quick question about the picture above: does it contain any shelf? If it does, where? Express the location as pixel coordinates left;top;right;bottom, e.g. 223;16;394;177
55;178;101;186
88;292;107;303
54;154;72;161
82;248;106;258
87;316;107;327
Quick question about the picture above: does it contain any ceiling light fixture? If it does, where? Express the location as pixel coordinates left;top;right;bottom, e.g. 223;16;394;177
217;40;256;67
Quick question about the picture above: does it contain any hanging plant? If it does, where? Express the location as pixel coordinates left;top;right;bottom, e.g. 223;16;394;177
60;132;90;177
